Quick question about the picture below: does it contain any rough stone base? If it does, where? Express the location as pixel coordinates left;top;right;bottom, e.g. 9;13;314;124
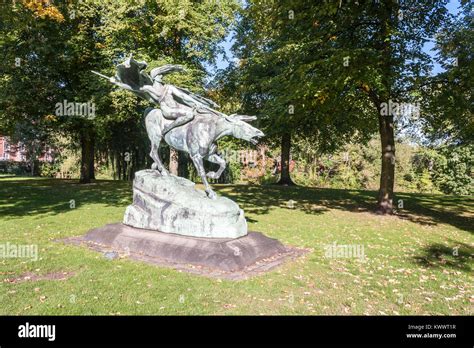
65;223;308;280
123;170;247;239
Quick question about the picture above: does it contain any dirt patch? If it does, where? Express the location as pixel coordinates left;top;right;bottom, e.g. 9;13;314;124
3;271;75;284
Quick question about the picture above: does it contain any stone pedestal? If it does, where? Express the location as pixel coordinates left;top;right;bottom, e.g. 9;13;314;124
123;170;247;239
66;171;309;279
81;223;290;273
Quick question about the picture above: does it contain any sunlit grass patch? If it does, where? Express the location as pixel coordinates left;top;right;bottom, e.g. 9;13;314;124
0;177;472;315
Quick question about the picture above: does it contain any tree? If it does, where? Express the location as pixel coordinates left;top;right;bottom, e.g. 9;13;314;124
81;0;239;181
1;0;239;183
231;1;376;187
0;0;106;183
433;145;473;195
11;119;50;176
422;0;473;144
0;0;65;176
233;0;452;212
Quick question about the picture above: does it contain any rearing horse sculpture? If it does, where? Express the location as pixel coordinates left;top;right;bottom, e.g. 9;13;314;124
145;108;263;199
93;56;264;199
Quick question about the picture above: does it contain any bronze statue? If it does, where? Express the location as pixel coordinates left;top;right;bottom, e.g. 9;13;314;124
93;55;264;199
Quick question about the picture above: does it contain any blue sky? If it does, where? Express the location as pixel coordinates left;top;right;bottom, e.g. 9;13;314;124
207;0;462;76
429;0;462;74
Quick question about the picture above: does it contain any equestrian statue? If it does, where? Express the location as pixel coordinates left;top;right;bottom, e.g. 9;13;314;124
93;55;263;199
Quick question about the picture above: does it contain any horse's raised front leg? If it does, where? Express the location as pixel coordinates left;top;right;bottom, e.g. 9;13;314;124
205;153;226;180
191;153;216;199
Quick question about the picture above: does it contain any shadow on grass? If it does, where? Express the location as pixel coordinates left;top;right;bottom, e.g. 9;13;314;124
0;178;131;219
214;184;373;216
394;192;473;234
413;240;473;273
213;184;473;234
1;177;472;234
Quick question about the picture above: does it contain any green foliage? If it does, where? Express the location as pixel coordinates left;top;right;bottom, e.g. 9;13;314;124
0;161;30;176
404;148;441;193
291;137;381;190
10;120;54;175
232;0;452;142
286;137;472;196
187;147;242;184
0;0;239;180
422;2;473;144
432;145;473;195
38;145;67;178
220;160;241;184
394;144;472;195
39;161;60;178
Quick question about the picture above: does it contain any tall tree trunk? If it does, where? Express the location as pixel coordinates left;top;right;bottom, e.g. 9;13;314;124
277;131;295;186
79;128;95;184
169;148;178;175
178;151;189;178
29;143;37;176
377;114;395;214
116;154;122;180
89;152;95;180
375;2;395;214
122;155;126;180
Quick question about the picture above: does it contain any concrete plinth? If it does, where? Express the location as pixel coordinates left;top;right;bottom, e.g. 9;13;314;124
69;223;307;278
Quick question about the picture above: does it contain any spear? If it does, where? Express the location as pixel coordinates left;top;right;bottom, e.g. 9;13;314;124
91;70;112;81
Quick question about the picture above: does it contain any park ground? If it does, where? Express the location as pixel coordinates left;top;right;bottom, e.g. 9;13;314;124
0;176;472;315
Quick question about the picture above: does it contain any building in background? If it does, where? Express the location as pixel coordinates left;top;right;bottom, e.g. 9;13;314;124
0;136;54;163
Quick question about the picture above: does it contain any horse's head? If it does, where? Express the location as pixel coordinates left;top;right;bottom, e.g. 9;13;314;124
225;114;264;145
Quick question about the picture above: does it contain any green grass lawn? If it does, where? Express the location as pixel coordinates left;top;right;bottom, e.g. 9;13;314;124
0;176;472;315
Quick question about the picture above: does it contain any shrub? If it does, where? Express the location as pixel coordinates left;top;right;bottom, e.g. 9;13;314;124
433;145;473;195
0;161;30;175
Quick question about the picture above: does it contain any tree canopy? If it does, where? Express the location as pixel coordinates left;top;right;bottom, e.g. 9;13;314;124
0;0;239;182
229;0;458;212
